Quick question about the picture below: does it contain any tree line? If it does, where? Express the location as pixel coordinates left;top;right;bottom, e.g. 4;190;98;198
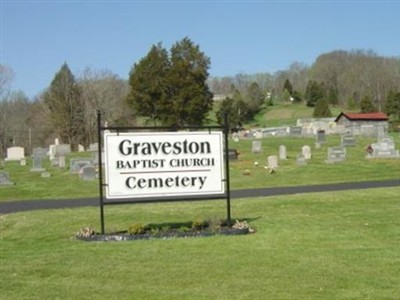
1;42;399;156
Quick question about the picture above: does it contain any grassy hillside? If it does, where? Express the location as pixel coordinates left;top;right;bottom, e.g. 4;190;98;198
207;102;343;128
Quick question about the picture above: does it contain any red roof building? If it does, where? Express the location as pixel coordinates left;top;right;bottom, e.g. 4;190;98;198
334;112;389;122
335;112;389;136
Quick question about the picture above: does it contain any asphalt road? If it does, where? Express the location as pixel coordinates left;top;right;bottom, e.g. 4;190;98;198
1;179;399;214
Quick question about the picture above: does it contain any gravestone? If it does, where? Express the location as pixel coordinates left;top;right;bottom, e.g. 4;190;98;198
254;131;263;139
341;134;356;147
89;143;99;152
78;144;85;152
5;147;25;161
252;141;262;154
232;132;240;142
267;155;278;168
302;145;312;160
0;172;14;185
20;158;26;166
70;158;93;174
326;147;347;163
289;126;302;136
279;145;287;160
51;158;59;167
59;155;66;168
316;130;326;144
55;144;71;156
296;154;307;166
81;166;96;181
31;155;46;172
228;149;239;161
41;172;51;178
32;147;47;158
367;137;400;158
48;145;56;161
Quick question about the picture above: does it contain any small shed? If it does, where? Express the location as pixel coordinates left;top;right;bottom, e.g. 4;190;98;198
334;112;389;136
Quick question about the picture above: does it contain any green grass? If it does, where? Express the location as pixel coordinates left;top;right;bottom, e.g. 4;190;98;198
249;103;342;128
1;187;399;299
1;134;399;202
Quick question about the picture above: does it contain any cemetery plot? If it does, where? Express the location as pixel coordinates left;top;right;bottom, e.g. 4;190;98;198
326;147;347;163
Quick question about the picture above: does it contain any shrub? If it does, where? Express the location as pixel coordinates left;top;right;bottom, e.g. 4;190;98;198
192;219;208;230
128;223;146;235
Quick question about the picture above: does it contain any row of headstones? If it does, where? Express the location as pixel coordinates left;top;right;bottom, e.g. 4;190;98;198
233;126;306;141
250;136;360;167
4;142;99;162
2;142;101;183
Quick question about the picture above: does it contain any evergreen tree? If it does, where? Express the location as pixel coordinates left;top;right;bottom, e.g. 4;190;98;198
385;90;400;120
313;98;332;117
283;79;293;95
216;97;240;129
127;38;213;127
44;63;83;149
359;94;376;113
246;82;264;117
166;37;213;126
127;43;169;125
305;80;325;107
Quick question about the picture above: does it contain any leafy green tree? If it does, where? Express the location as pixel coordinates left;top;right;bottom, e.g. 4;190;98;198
385;90;400;120
359;94;376;113
313;98;332;117
43;63;83;149
127;43;169;125
305;80;325;107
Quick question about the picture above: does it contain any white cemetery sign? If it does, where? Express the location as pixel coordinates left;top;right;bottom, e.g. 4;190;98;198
104;131;225;199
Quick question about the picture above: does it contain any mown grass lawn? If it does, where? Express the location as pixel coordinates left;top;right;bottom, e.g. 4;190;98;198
1;187;399;299
1;134;399;202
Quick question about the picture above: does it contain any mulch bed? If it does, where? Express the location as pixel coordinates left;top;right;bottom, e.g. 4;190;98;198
76;226;253;242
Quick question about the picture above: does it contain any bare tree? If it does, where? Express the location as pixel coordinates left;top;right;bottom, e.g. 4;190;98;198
79;67;131;145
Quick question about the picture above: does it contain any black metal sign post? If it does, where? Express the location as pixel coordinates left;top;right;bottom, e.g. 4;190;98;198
97;111;231;234
223;114;231;226
97;111;105;234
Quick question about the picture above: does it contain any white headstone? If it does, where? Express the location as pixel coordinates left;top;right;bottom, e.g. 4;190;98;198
5;147;25;161
252;141;262;154
279;145;287;160
267;155;278;168
302;145;312;160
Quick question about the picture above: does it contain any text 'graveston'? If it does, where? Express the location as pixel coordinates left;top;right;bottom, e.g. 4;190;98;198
117;139;215;191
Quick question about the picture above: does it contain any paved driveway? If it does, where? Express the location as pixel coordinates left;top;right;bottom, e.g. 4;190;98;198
1;179;399;214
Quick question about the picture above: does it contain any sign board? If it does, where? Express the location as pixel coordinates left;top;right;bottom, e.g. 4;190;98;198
104;131;225;199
